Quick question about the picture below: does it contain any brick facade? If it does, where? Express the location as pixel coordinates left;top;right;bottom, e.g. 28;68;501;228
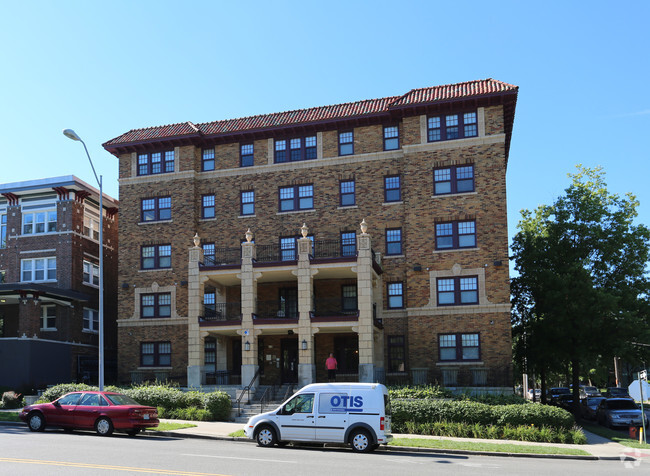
0;177;118;389
105;80;517;389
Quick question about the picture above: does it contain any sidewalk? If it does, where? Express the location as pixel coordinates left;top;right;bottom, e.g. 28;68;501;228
156;419;645;461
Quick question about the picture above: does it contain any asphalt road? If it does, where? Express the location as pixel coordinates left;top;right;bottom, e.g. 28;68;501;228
1;425;646;475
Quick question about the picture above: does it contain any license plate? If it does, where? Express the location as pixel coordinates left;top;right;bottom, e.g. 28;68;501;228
144;414;150;420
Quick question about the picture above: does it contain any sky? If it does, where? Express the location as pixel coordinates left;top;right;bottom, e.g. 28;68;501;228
1;1;649;259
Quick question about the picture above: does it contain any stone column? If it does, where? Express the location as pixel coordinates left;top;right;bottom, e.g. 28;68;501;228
239;229;259;388
356;220;375;382
187;233;204;388
295;223;317;386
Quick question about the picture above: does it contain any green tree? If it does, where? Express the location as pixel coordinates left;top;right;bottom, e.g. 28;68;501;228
511;166;650;412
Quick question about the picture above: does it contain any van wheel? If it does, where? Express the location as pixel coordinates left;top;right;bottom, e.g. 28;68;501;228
350;429;373;453
256;425;277;447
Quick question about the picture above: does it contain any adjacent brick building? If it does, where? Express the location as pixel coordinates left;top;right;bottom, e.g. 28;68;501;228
0;176;118;390
103;79;518;390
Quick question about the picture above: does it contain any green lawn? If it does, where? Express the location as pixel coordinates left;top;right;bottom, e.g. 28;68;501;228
389;437;590;456
581;421;650;450
0;412;20;422
148;422;197;432
229;429;246;438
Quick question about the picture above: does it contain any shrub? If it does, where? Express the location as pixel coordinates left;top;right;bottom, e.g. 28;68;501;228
38;384;97;403
162;407;212;421
123;385;186;410
389;385;453;400
495;404;574;430
203;391;232;421
456;392;527;405
1;391;24;409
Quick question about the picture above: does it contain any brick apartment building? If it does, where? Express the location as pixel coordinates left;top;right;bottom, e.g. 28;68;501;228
103;78;517;390
0;176;118;390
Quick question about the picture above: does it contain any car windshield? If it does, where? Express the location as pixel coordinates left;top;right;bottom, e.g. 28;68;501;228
104;393;142;406
584;387;598;392
608;400;638;410
553;388;570;394
587;397;604;405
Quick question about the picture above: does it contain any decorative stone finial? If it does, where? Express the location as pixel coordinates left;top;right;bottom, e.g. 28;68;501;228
193;233;200;247
300;223;309;238
360;219;368;234
245;228;253;243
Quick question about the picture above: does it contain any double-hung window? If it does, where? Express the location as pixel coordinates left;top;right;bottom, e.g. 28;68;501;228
428;112;478;142
241;191;255;216
437;276;478;305
240;144;254;167
280;237;297;261
138;150;174;175
141;196;171;222
439;333;480;361
141;244;171;269
41;305;56;330
1;213;6;248
202;148;215;171
386;228;402;255
23;210;57;234
339;131;354;156
279;185;313;212
341;231;356;257
383;125;399;150
387;282;404;309
274;136;317;163
202;195;215;219
202;243;215;265
141;341;171;366
388;336;406;372
341;284;358;312
141;293;172;318
21;257;56;282
83;308;99;332
340;180;355;206
434;165;475;195
83;260;99;286
384;175;401;202
435;220;476;250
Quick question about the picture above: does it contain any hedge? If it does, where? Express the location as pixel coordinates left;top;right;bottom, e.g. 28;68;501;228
391;399;575;431
34;383;231;421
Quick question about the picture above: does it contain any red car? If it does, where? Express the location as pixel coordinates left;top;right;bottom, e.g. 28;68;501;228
19;391;159;436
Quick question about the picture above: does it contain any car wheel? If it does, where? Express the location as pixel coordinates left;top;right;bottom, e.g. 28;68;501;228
350;429;373;453
95;417;114;436
255;425;277;447
28;412;45;432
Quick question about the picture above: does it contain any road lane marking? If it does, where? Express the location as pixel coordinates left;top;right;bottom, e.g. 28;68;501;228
0;457;230;475
182;453;298;464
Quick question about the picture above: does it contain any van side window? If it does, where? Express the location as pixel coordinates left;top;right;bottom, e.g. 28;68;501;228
319;393;348;414
284;393;314;414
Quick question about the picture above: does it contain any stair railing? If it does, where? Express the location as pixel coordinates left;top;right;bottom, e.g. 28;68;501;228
236;367;260;417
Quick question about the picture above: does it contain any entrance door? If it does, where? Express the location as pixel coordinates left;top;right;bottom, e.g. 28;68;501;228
281;338;298;384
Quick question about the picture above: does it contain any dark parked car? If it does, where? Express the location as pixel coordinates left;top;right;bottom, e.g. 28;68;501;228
604;387;631;399
596;398;647;429
547;387;571;405
581;396;606;420
579;386;601;399
556;394;576;411
19;391;159;436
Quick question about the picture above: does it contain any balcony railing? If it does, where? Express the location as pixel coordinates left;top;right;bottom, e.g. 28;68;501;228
202;248;241;267
255;244;281;263
201;302;242;322
311;298;358;318
254;300;298;320
312;240;356;260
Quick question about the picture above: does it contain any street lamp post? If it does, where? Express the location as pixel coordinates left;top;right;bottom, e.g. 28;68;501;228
63;129;104;391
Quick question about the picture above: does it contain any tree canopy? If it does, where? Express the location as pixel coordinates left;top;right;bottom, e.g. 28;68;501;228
511;166;650;409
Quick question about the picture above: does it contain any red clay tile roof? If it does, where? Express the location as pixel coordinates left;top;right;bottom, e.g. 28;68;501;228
103;79;517;147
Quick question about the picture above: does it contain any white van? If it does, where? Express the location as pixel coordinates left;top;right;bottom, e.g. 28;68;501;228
244;382;392;453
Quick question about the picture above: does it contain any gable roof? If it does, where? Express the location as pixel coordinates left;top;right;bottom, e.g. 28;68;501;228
103;78;518;150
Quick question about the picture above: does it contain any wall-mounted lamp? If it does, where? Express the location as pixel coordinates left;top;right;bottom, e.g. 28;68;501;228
244;341;251;351
301;339;308;350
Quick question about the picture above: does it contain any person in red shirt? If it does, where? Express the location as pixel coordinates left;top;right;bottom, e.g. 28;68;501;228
326;353;338;382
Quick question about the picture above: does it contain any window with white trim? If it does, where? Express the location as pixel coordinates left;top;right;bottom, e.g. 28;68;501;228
141;341;171;366
439;333;480;361
83;308;99;332
83;260;99;286
41;305;56;330
23;210;57;235
437;276;478;305
21;257;56;282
